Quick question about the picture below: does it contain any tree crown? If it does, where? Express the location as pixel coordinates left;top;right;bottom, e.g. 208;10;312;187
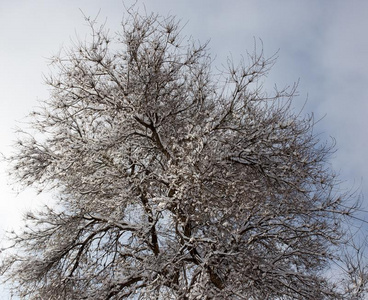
1;8;366;300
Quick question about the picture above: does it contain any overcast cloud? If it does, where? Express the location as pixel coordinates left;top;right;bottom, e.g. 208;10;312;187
1;1;368;298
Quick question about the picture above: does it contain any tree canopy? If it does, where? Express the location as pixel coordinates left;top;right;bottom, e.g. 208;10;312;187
1;8;367;300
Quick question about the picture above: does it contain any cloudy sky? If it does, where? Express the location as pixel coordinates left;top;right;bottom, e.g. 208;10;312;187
1;0;368;297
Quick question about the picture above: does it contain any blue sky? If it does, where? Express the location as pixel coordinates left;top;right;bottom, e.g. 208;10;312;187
1;0;368;298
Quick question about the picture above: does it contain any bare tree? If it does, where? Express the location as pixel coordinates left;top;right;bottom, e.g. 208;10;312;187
1;8;366;300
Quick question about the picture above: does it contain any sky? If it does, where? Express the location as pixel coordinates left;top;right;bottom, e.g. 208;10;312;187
0;0;368;298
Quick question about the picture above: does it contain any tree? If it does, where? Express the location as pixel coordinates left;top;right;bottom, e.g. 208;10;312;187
1;8;366;300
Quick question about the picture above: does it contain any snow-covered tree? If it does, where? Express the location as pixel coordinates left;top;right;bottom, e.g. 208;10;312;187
1;8;366;300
